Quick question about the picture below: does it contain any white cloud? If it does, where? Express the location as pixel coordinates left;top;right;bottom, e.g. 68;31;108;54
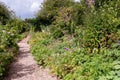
0;0;43;19
75;0;80;2
30;2;40;12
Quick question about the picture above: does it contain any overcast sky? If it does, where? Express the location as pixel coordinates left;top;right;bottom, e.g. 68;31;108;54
0;0;80;19
0;0;43;19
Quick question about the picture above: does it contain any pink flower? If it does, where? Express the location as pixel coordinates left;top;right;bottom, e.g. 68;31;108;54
64;47;69;51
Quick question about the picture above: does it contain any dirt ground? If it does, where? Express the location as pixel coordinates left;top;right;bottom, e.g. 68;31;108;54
4;35;58;80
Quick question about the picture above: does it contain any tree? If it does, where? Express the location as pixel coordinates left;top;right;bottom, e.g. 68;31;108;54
0;2;12;25
25;18;41;31
36;0;74;26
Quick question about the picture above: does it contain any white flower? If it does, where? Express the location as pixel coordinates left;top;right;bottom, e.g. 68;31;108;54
8;32;11;34
11;33;14;36
2;30;6;33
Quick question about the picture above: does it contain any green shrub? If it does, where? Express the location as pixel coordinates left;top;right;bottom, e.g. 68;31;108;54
0;52;13;78
29;0;120;80
30;32;120;80
0;18;29;78
50;7;76;38
78;1;120;53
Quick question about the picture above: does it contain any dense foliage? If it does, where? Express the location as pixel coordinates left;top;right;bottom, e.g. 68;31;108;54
30;32;120;80
0;2;12;25
0;18;30;78
30;0;120;80
0;2;30;78
1;0;120;79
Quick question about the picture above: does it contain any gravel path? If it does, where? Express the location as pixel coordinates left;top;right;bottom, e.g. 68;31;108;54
4;35;58;80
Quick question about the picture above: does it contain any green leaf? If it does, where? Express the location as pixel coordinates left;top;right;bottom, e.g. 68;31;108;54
114;65;120;70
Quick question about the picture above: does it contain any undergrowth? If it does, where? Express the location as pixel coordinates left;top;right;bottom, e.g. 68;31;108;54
0;20;29;79
30;32;120;80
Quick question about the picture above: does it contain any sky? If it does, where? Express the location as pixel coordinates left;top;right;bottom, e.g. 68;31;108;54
0;0;80;19
0;0;43;19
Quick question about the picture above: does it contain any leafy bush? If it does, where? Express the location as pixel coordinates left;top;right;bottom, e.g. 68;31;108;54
0;23;19;78
77;1;120;53
0;18;29;78
50;7;75;38
0;24;17;52
0;52;13;78
30;0;120;80
30;32;120;80
30;32;52;65
0;1;30;78
0;2;12;25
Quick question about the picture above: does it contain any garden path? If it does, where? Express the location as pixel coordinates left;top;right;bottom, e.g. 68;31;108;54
4;35;58;80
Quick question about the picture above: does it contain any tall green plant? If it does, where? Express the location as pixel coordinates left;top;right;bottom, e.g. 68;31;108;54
82;1;120;53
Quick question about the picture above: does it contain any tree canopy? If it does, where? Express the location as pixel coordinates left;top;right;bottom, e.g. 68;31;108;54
36;0;75;25
0;2;12;25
